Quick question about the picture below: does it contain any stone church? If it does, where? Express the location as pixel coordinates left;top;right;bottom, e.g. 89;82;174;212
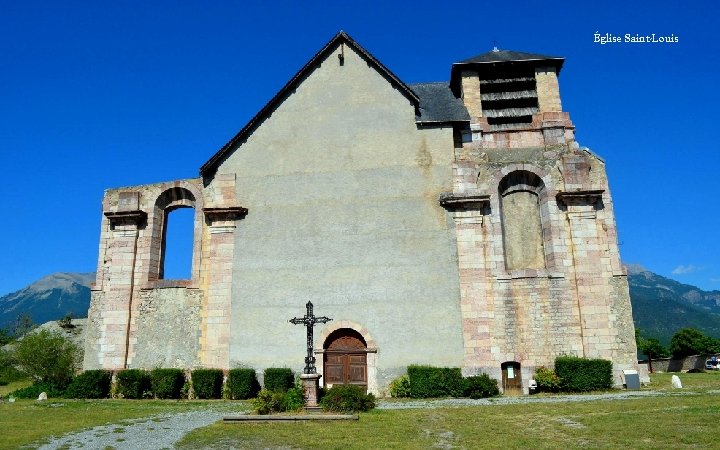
84;31;640;395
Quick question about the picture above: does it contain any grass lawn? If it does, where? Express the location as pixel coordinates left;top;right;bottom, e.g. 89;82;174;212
1;372;719;449
0;379;31;397
176;394;720;449
0;399;248;449
178;372;720;449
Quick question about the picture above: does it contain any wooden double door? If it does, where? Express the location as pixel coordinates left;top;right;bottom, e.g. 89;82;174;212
323;329;368;391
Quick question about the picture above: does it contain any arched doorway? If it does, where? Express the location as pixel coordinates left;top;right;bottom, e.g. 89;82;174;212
323;328;368;392
501;361;522;396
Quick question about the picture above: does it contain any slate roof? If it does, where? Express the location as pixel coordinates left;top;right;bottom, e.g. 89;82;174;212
455;49;564;72
200;31;420;176
409;82;469;123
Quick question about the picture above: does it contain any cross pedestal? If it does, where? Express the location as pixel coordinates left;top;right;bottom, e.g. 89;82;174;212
300;373;322;412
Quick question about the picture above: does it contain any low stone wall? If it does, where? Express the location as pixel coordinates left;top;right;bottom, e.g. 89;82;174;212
638;354;719;373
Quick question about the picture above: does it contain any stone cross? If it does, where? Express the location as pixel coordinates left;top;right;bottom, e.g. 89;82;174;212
289;301;332;374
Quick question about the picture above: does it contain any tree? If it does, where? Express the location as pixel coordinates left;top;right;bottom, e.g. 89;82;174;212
0;327;11;346
640;338;669;359
669;328;717;358
637;334;669;374
12;329;80;389
13;313;35;337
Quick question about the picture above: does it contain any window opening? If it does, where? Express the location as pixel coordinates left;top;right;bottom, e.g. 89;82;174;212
161;206;194;280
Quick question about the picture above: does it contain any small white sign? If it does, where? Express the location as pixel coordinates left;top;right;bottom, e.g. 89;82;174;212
507;367;514;378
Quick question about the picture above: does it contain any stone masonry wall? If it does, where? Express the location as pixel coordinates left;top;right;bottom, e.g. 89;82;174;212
447;139;638;391
84;175;245;371
131;287;203;368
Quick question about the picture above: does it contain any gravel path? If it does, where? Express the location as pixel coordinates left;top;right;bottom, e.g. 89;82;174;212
36;407;248;450
34;390;686;449
375;389;680;409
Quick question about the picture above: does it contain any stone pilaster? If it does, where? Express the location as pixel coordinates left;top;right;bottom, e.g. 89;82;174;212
96;208;147;369
460;70;483;123
535;67;562;112
440;193;492;371
558;191;614;359
199;207;247;368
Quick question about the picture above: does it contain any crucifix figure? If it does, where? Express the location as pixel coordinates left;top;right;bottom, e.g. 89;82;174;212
289;301;332;374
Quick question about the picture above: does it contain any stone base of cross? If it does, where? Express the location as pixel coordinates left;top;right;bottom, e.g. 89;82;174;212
300;373;322;410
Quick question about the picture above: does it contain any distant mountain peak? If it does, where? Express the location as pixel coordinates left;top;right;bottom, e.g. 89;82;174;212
24;272;95;294
0;272;95;330
624;263;650;275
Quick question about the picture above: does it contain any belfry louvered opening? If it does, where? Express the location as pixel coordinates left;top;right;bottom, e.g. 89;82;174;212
481;69;538;129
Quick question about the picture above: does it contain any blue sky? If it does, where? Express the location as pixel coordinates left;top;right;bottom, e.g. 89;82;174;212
0;0;717;295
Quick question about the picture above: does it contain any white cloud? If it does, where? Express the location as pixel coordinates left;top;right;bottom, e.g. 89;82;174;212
710;278;720;283
672;264;700;275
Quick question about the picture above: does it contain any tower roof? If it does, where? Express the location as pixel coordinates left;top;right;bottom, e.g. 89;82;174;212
455;49;564;70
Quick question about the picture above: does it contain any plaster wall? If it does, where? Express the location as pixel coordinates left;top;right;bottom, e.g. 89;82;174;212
214;43;465;390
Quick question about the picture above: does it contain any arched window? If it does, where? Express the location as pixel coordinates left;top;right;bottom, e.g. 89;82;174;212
152;187;197;281
162;207;194;279
499;170;546;270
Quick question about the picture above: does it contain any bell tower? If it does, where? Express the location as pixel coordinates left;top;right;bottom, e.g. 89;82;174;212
450;48;574;149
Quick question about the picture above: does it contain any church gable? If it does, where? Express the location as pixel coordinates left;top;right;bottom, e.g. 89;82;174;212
201;31;420;176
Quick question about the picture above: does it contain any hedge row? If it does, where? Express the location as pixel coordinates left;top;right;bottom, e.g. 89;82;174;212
263;368;294;392
405;365;499;399
65;370;112;399
554;356;613;392
53;367;272;399
407;365;464;398
227;368;260;400
151;368;184;399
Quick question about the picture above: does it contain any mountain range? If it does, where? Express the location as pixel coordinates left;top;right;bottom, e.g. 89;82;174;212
0;273;94;332
626;264;720;344
2;268;720;345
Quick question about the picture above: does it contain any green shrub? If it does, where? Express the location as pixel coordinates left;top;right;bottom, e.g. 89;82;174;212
0;380;8;386
463;374;499;399
0;348;25;383
11;382;65;399
227;368;260;400
533;366;561;393
389;375;411;398
64;370;112;399
554;356;613;392
263;368;294;392
253;388;286;414
12;329;80;389
116;369;151;399
283;381;305;412
151;368;185;399
320;384;376;412
407;365;464;398
191;368;224;399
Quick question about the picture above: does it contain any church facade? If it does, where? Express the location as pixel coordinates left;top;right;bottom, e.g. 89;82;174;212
83;32;639;395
